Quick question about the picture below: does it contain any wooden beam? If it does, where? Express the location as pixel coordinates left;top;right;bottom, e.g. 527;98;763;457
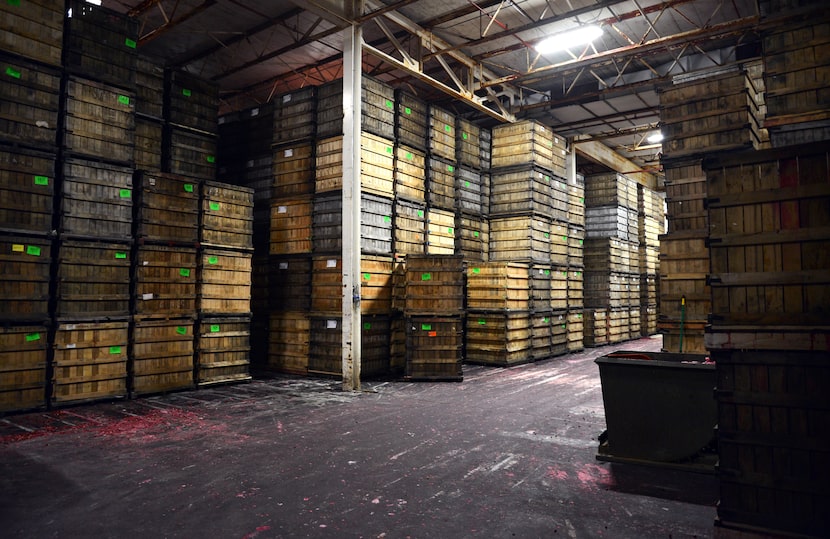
574;139;657;188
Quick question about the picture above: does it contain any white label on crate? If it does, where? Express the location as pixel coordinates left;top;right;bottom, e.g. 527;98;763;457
539;269;545;274
143;261;149;266
142;293;154;301
149;178;156;186
247;160;254;168
218;117;225;124
326;259;337;268
284;148;293;158
65;325;76;331
279;262;288;270
283;94;292;103
327;319;338;329
278;206;287;213
250;107;259;117
66;343;76;349
36;121;50;128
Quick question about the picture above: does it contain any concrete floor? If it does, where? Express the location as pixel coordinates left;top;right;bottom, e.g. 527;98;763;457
0;335;717;538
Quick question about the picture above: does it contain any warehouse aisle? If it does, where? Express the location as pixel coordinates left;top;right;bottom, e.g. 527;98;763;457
0;335;716;538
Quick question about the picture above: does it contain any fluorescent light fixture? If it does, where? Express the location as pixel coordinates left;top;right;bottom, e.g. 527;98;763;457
535;25;603;54
86;0;102;4
647;132;664;144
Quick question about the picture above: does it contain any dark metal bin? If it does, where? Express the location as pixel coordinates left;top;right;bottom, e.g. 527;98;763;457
595;350;716;467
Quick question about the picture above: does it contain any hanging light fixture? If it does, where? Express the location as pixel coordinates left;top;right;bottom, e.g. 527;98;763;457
535;25;604;54
647;132;664;144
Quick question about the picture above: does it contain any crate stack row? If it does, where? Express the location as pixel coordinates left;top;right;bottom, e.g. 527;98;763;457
582;173;641;346
657;66;765;353
638;185;665;335
703;142;830;539
0;1;252;412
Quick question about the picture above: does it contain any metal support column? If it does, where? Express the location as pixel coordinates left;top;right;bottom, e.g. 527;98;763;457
341;1;363;391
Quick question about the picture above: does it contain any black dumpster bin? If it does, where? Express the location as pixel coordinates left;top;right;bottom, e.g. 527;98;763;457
595;350;716;466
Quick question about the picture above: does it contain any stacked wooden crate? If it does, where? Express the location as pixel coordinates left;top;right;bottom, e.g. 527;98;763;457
658;67;763;353
583;172;640;345
703;142;830;539
0;0;62;411
638;185;664;336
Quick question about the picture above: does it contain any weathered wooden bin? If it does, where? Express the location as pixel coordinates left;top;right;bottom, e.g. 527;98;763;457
0;324;48;412
428;106;456;161
267;311;310;375
269;255;312;311
405;317;463;381
273;142;314;198
0;235;52;322
61;157;133;241
134;117;163;171
167;126;217;181
393;144;426;203
310;255;394;315
270;196;313;255
0;54;61;149
63;76;135;164
196;316;252;386
0;0;64;67
201;181;254;250
403;255;465;316
395;90;428;150
199;249;252;315
425;207;455;255
466;262;530;311
465;311;532;366
130;318;195;395
135;171;200;244
274;87;316;145
165;69;219;134
0;147;55;235
55;240;131;319
393;198;426;256
133;245;198;318
307;316;390;378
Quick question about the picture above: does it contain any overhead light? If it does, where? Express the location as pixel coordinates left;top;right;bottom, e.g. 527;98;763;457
647;132;664;144
535;25;603;54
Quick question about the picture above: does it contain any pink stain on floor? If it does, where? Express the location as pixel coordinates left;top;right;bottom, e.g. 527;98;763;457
576;463;614;489
546;466;569;480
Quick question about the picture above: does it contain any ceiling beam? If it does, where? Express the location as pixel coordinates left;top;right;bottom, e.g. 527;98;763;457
574;140;657;188
137;0;217;46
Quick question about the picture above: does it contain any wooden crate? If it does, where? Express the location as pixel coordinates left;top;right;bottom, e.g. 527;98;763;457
393;199;426;256
585;173;638;210
607;308;630;343
492;120;556;172
404;254;465;315
0;147;55;235
0;54;61;148
0;0;63;67
428;106;456;161
489;215;552;263
550;311;569;356
638;185;665;220
568;183;586;227
639;245;660;275
425;207;455;256
640;304;658;335
165;69;218;134
455;166;486;215
269;255;312;311
585;205;637;241
426;155;456;211
0;324;48;412
64;1;138;88
201;181;254;250
307;315;391;378
405;316;463;381
131;318;195;395
61;157;133;241
310;255;394;315
199;249;252;315
270;196;313;255
490;166;556;217
167;126;217;181
360;76;395;140
639;216;662;248
456;118;481;169
568;226;585;268
312;192;393;255
0;236;52;322
583;308;608;347
466;262;530;311
135;56;164;119
528;311;551;360
55;240;131;319
63;76;135;164
659;319;708;354
567;310;584;352
267;311;309;375
466;311;533;366
584;237;638;274
273;143;314;198
52;320;128;405
584;271;629;309
273;87;316;145
705;144;830;327
135;171;200;244
196;316;251;386
134;116;163;171
394;144;426;203
549;266;569;312
713;347;830;538
455;213;488;262
640;274;658;305
134;245;198;318
395;90;428;150
663;158;707;232
567;267;584;310
314;133;395;197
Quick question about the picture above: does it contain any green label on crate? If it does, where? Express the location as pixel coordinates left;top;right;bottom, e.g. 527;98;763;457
447;165;454;172
206;155;216;163
478;319;486;325
182;89;192;97
115;252;127;259
544;175;550;182
25;332;40;342
363;322;371;330
562;271;567;276
421;272;431;281
179;268;191;277
544;269;550;275
544;233;549;238
444;124;451;132
125;38;137;49
464;181;470;188
8;0;21;6
34;175;49;186
406;152;412;160
118;95;130;105
579;239;583;245
417;210;424;217
543;318;549;323
209;201;220;211
26;245;40;256
386;146;393;154
362;272;371;281
577;271;581;276
580;197;584;203
578;313;583;319
561;324;567;329
462;132;468;140
563;236;567;241
383;215;391;223
385;100;393;109
447;227;453;234
5;66;20;79
176;326;187;335
404;107;411;115
472;267;480;274
184;183;194;193
109;346;121;354
210;325;220;333
473;231;479;238
208;256;218;264
421;324;432;331
119;189;131;198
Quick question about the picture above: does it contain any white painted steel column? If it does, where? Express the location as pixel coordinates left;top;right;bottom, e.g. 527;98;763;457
341;2;362;391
